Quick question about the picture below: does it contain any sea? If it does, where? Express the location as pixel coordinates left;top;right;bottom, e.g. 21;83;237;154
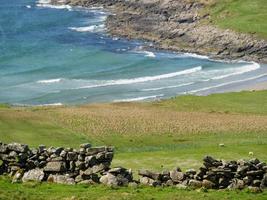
0;0;267;105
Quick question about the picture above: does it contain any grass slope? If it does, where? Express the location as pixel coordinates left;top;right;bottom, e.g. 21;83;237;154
207;0;267;38
0;91;267;199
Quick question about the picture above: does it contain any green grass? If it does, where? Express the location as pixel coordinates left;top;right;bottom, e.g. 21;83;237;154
208;0;267;38
0;91;267;199
0;176;266;200
155;90;267;115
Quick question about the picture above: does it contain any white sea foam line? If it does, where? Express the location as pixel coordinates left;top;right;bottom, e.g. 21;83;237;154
13;102;63;107
211;62;260;80
184;73;267;94
37;78;62;84
113;94;164;102
69;24;105;33
141;82;195;92
76;66;202;89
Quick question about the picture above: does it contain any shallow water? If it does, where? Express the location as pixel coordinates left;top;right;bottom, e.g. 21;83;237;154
0;0;267;105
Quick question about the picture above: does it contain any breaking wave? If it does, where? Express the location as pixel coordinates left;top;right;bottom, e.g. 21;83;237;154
113;94;164;102
69;24;105;33
37;78;63;84
76;66;202;89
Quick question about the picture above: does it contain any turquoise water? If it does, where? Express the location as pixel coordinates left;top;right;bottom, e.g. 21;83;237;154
0;0;267;105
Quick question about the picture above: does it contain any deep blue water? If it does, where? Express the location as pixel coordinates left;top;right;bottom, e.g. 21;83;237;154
0;0;267;105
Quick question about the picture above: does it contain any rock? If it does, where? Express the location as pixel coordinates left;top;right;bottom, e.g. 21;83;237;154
12;170;24;183
7;143;29;153
203;156;222;168
108;167;127;175
77;180;96;185
47;174;75;185
80;143;91;149
84;156;97;166
82;163;108;175
228;179;245;190
22;168;44;182
248;186;262;193
67;152;78;161
128;182;138;188
252;180;262;187
170;168;184;183
138;169;162;180
202;179;215;189
176;184;188;189
188;180;202;189
100;173;118;187
44;161;66;172
38;145;46;153
261;174;267;187
0;144;8;153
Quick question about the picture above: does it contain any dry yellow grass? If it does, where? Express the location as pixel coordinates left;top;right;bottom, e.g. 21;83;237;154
40;103;267;137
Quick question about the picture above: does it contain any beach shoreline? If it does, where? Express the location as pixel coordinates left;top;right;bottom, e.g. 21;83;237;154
50;0;267;64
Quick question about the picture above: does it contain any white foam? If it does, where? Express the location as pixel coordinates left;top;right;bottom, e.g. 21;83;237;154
36;0;72;11
26;5;31;8
141;82;195;92
69;24;105;33
211;62;260;80
37;102;63;106
37;78;62;84
144;51;156;58
77;66;202;89
184;73;267;94
114;94;164;102
180;53;209;60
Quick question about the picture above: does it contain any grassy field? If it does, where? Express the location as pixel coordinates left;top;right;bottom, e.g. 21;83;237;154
206;0;267;38
0;90;267;199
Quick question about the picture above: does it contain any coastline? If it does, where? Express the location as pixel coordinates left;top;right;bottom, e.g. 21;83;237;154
50;0;267;64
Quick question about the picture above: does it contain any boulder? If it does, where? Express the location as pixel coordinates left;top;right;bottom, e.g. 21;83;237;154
188;180;202;188
100;173;118;187
22;168;44;182
170;168;184;183
12;170;24;183
47;174;75;185
44;161;66;172
80;143;91;149
202;179;215;189
0;144;8;153
228;179;245;190
7;143;29;153
138;169;162;180
82;163;108;175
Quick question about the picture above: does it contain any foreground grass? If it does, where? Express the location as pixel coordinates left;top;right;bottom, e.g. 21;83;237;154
0;91;267;199
0;176;266;200
207;0;267;38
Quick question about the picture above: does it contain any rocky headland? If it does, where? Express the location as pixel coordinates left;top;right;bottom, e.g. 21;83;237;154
51;0;267;63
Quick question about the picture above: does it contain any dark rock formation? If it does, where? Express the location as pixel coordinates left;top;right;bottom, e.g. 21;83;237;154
51;0;267;63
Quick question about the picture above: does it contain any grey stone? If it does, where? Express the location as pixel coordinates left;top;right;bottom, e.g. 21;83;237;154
22;168;44;182
7;143;29;153
228;179;245;190
188;180;202;188
170;168;184;183
44;161;66;172
0;144;8;153
82;163;108;175
80;143;91;149
100;173;118;187
47;174;75;185
138;169;162;180
202;179;215;189
12;170;24;183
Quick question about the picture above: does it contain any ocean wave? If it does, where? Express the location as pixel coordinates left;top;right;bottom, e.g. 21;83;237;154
76;66;202;89
184;73;267;94
13;102;63;107
26;5;32;8
113;94;164;102
179;53;209;60
36;0;72;10
37;78;62;84
69;24;105;33
211;62;260;80
141;82;195;92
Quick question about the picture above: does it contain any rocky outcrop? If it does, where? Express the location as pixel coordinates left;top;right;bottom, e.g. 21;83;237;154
52;0;267;63
1;142;267;192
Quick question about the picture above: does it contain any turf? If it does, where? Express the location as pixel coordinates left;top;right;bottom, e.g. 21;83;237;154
207;0;267;38
0;90;267;199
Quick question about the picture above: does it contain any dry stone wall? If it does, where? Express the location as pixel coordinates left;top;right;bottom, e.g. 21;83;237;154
1;142;267;192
